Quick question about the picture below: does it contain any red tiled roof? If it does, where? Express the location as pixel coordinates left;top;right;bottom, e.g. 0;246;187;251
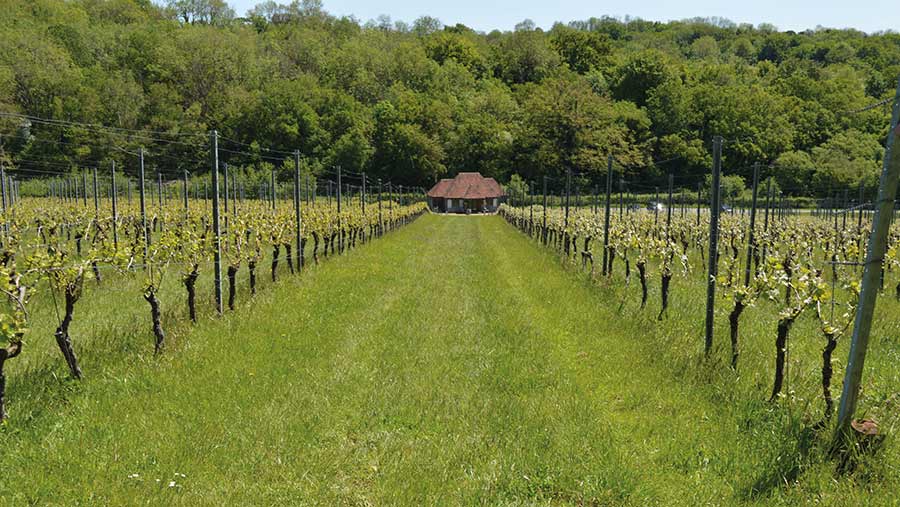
426;178;453;198
427;172;505;199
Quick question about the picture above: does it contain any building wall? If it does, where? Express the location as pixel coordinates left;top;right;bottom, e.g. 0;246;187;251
429;196;504;213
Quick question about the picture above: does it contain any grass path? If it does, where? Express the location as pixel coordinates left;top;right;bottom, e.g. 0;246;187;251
0;214;870;505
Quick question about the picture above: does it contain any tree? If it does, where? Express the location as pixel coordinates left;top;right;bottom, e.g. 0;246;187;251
166;0;235;25
705;174;746;200
811;129;883;193
611;50;674;107
425;32;487;76
515;70;648;182
491;30;560;84
550;26;612;73
371;102;447;185
412;16;443;36
773;150;815;195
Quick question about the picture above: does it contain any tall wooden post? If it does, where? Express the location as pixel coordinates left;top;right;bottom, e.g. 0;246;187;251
294;151;303;271
704;136;723;355
337;166;342;251
92;167;99;216
111;161;119;249
602;155;613;275
666;174;673;238
139;148;148;260
210;131;223;314
835;78;900;444
744;163;761;286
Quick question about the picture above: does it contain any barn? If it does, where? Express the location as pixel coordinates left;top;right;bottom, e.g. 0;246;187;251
426;172;506;214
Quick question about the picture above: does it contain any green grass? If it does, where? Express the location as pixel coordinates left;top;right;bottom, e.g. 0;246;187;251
1;214;898;505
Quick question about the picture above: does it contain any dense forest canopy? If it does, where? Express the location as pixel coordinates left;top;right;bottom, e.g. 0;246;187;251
0;0;898;195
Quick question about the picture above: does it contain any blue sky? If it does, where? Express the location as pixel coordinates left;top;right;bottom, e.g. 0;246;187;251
228;0;897;33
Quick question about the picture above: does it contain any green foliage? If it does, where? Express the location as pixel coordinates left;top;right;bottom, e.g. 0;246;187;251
0;2;896;197
611;50;674;108
550;25;612;73
705;173;746;200
504;173;527;198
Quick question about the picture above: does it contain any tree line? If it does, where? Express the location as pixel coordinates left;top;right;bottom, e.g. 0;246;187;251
0;0;898;195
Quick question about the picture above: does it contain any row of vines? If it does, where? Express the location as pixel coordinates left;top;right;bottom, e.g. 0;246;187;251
0;196;426;421
499;203;898;426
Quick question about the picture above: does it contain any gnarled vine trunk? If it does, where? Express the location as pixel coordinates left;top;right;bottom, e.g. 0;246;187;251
283;243;294;274
770;314;798;402
729;300;745;370
144;286;165;354
227;265;238;310
637;261;648;309
248;260;257;295
300;237;306;268
658;270;672;320
271;245;280;283
0;341;23;422
312;233;320;264
608;247;616;277
183;265;199;323
55;280;83;380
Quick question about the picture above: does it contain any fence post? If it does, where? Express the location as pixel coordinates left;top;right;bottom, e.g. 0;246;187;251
697;182;701;226
542;176;548;244
760;178;772;269
529;181;535;235
271;167;277;212
564;169;571;230
210;131;223;314
666;174;673;238
294;150;303;272
111;161;118;249
858;180;865;230
183;169;189;216
337;166;343;252
139;148;148;261
232;170;237;215
835;77;900;445
744;163;761;286
92;167;99;216
82;170;88;207
843;189;849;229
0;165;7;242
602;155;613;275
705;136;723;355
223;163;229;232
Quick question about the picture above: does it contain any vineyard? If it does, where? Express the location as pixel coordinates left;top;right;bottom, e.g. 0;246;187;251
1;116;900;503
496;121;900;475
500;201;875;410
2;6;900;501
0;178;427;422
